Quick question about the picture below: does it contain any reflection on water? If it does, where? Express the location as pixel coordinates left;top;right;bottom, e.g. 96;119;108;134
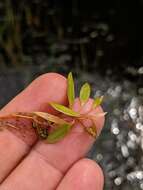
79;72;143;190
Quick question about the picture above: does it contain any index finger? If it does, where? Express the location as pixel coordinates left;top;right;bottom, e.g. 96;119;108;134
0;73;67;183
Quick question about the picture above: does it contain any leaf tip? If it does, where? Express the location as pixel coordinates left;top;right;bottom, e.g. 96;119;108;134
93;95;104;108
68;72;73;78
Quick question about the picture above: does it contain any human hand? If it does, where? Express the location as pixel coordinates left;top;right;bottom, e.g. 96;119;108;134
0;73;105;190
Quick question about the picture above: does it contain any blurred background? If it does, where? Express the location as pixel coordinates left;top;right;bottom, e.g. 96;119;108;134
0;0;143;189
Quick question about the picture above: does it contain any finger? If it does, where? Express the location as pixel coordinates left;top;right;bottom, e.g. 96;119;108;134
0;73;67;183
1;100;105;190
57;158;104;190
33;98;105;173
0;73;67;115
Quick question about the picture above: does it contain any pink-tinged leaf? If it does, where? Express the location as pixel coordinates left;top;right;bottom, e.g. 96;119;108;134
88;112;107;119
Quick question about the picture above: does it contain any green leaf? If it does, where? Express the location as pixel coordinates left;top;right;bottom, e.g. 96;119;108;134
34;112;69;125
67;72;75;108
93;96;104;108
45;123;71;143
50;103;80;117
79;83;91;105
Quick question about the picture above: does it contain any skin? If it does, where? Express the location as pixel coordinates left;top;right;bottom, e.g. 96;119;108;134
0;73;105;190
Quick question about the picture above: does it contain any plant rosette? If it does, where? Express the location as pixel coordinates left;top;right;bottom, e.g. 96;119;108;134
0;72;106;143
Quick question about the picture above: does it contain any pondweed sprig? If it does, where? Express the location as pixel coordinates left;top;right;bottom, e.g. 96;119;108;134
0;72;106;143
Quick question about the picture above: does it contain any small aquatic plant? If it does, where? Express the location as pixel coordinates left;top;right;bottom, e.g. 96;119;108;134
0;72;105;143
